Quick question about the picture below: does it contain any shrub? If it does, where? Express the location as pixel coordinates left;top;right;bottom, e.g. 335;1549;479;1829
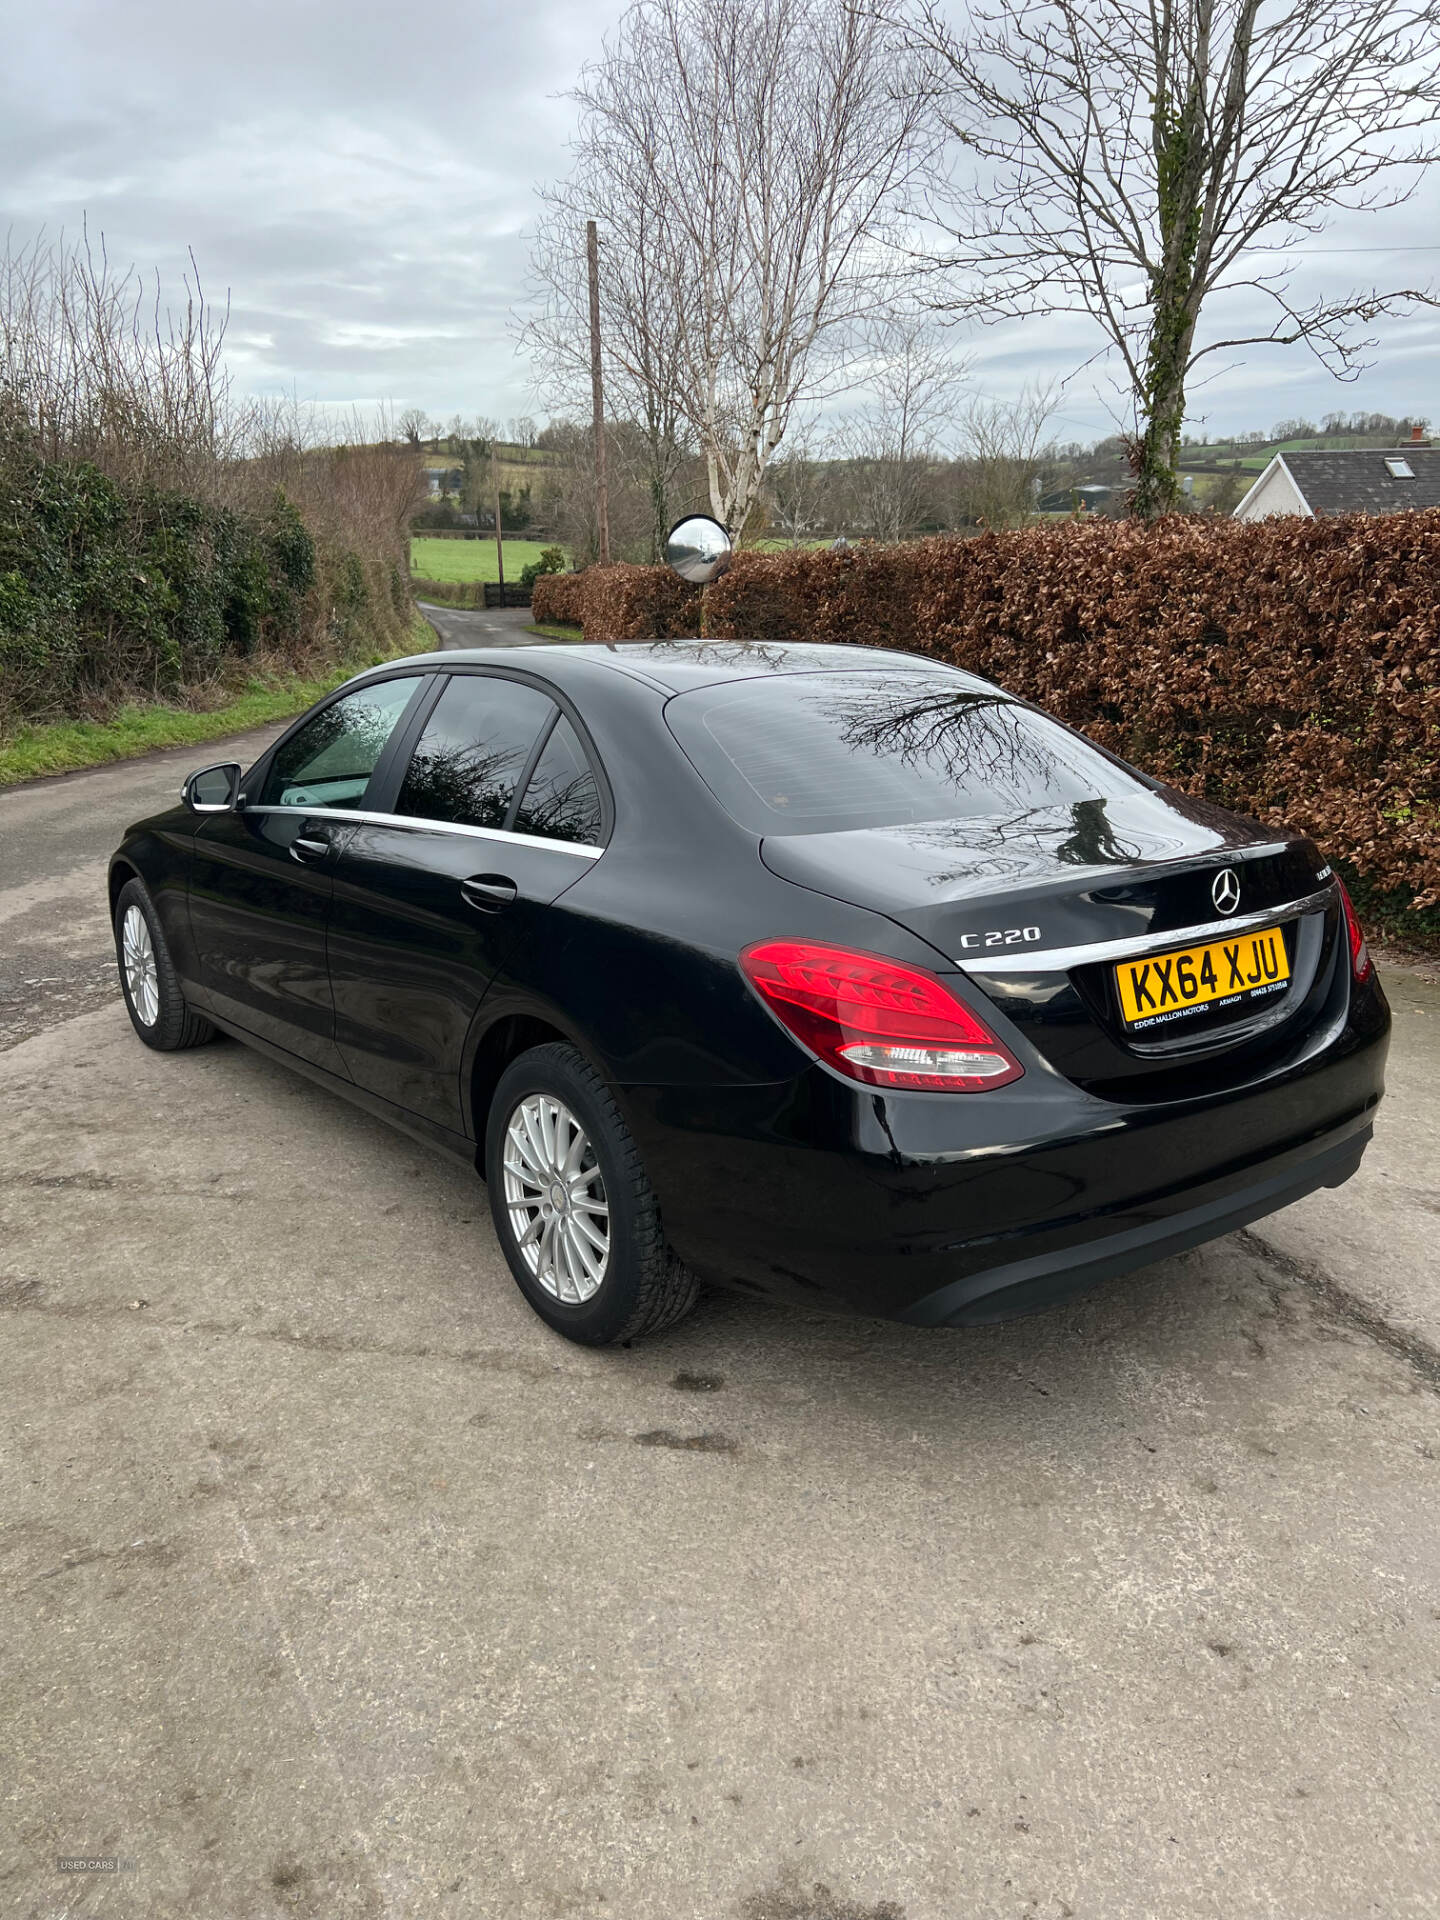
519;544;567;591
0;433;412;731
532;562;700;639
412;498;463;530
531;570;591;628
542;515;1440;920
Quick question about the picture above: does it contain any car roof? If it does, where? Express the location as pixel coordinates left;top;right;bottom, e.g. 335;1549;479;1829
369;637;991;695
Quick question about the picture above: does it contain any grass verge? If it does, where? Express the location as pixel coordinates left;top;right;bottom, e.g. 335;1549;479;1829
0;617;433;788
525;623;585;641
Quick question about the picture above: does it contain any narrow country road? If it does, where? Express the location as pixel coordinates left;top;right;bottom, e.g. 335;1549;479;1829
2;619;1439;1916
416;599;555;648
0;722;297;1051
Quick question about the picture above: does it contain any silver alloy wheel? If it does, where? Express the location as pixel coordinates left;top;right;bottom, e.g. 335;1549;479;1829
501;1093;611;1304
121;904;160;1027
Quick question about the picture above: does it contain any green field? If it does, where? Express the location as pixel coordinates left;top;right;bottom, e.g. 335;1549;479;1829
409;537;566;585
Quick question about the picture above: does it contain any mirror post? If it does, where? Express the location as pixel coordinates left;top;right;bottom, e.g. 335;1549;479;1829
587;219;611;567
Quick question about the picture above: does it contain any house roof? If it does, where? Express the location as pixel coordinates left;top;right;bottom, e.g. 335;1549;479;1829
1265;447;1440;516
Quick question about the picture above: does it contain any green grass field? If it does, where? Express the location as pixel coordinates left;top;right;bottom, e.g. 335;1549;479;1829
409;537;566;585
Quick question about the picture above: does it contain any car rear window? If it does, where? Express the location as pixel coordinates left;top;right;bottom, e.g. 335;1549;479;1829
395;674;555;831
512;717;604;846
664;670;1146;836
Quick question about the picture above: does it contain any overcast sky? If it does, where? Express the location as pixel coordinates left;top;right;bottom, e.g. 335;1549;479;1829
2;0;1436;448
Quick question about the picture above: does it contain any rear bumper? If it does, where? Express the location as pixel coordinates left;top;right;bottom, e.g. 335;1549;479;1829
618;989;1388;1324
900;1121;1367;1325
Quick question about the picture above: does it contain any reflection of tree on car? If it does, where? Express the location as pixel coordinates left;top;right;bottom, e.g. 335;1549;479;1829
516;769;599;844
1054;797;1142;868
399;741;516;831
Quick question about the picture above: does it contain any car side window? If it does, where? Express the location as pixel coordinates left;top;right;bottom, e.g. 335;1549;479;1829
259;677;423;810
395;675;555;831
512;717;604;846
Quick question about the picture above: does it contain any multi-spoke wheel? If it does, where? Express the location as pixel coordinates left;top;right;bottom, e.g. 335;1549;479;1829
113;877;215;1051
485;1043;699;1345
502;1094;612;1305
121;905;160;1029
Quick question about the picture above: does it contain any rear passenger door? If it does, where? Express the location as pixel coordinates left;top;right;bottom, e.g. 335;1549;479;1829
326;669;608;1134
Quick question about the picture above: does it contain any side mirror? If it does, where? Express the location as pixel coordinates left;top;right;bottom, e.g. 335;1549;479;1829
183;762;242;813
664;514;732;585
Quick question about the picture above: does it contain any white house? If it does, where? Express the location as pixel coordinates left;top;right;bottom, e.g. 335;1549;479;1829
1234;444;1440;519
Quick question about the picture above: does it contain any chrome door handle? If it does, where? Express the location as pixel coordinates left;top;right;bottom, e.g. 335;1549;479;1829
460;874;518;912
291;834;331;863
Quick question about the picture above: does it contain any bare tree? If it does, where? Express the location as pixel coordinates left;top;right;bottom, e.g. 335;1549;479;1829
534;416;683;563
766;429;835;544
522;204;691;561
1;225;234;492
832;319;969;539
528;0;933;537
904;0;1440;516
950;385;1059;530
396;407;430;449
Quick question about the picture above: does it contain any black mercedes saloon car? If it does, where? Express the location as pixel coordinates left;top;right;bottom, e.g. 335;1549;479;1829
108;637;1389;1344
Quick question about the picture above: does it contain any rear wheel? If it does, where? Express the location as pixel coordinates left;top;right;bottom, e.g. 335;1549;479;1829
484;1043;699;1345
114;878;215;1051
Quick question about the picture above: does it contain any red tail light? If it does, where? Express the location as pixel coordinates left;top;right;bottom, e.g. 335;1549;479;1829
1337;880;1373;983
740;938;1024;1092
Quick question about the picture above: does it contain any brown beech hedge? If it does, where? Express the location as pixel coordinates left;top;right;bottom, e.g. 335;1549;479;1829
533;511;1440;916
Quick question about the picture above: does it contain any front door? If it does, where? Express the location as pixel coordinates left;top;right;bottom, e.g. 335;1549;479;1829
327;671;607;1130
187;673;426;1070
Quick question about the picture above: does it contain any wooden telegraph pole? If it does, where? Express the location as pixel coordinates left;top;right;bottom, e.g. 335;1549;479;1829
493;466;506;601
586;218;611;566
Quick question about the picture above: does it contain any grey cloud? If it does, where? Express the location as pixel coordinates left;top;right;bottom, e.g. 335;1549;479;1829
1;0;610;422
2;0;1435;439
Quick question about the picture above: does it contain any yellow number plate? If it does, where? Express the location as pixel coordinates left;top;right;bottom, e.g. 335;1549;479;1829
1115;926;1290;1031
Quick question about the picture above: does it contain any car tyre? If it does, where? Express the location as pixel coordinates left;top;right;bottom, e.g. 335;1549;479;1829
114;878;216;1051
485;1042;700;1345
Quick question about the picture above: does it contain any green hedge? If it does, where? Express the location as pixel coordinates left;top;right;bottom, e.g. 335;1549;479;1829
0;444;321;724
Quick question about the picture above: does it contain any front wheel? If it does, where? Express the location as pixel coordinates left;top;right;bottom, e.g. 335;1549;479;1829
484;1043;699;1345
114;878;215;1051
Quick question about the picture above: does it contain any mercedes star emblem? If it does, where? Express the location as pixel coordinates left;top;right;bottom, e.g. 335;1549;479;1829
1212;868;1242;915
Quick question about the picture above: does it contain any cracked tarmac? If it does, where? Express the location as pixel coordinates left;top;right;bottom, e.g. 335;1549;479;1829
2;733;1439;1919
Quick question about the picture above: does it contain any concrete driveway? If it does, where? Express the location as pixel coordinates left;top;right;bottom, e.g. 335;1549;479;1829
2;720;1439;1920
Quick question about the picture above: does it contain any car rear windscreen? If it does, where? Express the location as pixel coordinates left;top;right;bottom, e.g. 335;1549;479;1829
664;670;1147;836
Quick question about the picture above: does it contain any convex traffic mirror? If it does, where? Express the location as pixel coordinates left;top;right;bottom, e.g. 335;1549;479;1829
664;514;733;585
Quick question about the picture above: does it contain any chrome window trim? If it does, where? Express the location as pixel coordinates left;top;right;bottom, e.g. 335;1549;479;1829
958;884;1337;974
239;804;604;860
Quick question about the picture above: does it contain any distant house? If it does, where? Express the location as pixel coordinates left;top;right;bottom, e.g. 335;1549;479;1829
1037;483;1117;515
1234;444;1440;519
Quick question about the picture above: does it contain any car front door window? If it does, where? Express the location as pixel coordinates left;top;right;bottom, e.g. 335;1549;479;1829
260;677;423;810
